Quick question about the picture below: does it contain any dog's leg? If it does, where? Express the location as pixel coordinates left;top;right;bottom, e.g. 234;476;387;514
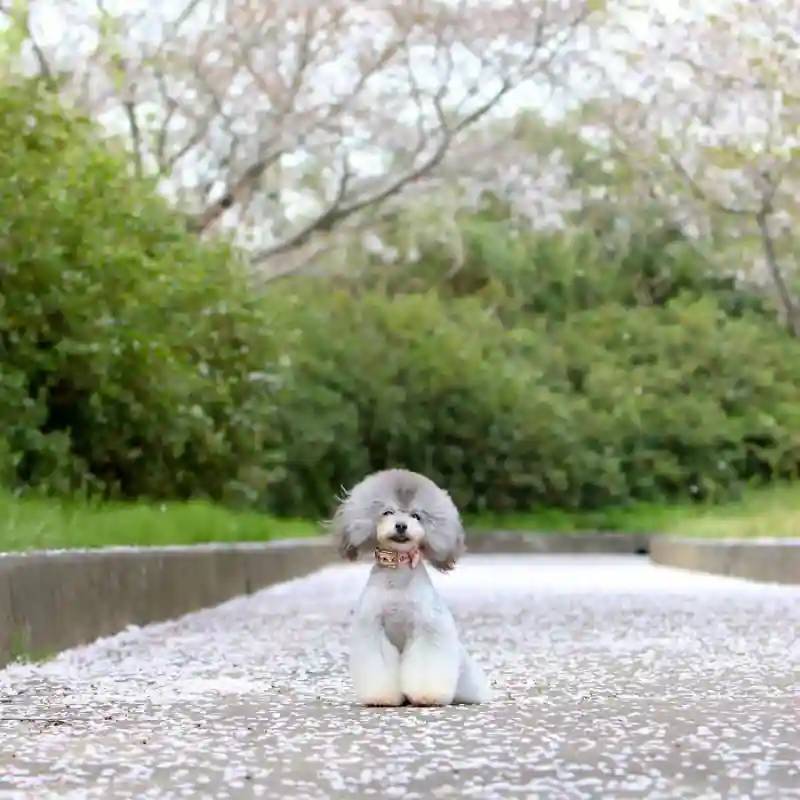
350;622;404;707
400;629;460;707
453;647;493;704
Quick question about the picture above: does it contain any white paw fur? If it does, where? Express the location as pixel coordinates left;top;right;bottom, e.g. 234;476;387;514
350;629;404;707
400;636;461;706
453;648;493;704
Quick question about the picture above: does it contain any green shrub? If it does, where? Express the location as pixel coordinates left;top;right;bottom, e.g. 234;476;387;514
355;208;777;326
257;286;606;516
0;80;281;502
259;282;800;517
551;296;800;502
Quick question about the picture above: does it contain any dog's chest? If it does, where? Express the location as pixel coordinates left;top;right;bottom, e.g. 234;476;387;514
380;603;416;651
362;568;434;653
374;588;429;652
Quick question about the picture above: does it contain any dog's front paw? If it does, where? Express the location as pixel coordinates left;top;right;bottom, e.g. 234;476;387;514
351;633;403;708
405;691;452;707
358;690;405;708
400;643;460;707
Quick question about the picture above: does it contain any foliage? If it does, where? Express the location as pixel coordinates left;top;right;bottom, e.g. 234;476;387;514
354;201;779;326
259;286;595;515
260;279;800;517
2;79;799;526
0;79;282;503
550;297;800;502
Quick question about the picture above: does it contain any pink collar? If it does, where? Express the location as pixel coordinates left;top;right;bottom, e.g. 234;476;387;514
374;547;421;569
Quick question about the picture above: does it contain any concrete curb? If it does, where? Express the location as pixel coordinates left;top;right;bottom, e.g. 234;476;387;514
465;530;652;555
0;538;335;667
649;536;800;585
15;529;770;667
0;530;653;666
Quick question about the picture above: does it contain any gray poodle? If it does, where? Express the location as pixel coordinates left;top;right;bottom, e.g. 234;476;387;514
329;469;492;707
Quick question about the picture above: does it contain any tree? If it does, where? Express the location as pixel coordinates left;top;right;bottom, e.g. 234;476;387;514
1;0;606;276
585;0;800;334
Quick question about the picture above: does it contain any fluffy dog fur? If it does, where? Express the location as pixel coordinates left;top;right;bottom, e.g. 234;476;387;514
330;469;492;707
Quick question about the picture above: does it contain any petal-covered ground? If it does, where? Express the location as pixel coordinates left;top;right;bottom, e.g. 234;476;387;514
1;555;799;799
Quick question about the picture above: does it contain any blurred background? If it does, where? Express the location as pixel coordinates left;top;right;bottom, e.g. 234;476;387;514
0;0;797;550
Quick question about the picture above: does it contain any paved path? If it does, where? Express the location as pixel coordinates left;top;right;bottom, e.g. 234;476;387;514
1;555;799;800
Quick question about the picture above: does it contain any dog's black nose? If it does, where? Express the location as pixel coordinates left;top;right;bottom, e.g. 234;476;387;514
390;520;410;542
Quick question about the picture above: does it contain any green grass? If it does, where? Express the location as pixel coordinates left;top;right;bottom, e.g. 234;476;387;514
0;492;320;553
6;631;53;664
467;483;800;540
2;481;798;553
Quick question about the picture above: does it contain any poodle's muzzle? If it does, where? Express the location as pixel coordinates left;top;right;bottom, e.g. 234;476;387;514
376;511;425;552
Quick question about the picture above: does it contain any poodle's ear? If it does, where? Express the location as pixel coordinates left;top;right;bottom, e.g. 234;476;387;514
422;490;466;572
327;489;377;562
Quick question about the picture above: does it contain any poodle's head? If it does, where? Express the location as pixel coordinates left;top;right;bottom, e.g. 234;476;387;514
328;469;465;572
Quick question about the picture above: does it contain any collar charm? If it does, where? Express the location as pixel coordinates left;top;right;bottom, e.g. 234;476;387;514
374;547;421;569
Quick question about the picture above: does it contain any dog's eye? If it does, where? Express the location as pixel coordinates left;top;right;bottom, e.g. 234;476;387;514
381;510;394;517
410;512;422;521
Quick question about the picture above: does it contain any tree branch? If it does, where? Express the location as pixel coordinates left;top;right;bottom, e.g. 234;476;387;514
121;95;144;179
188;149;288;233
754;173;799;338
252;80;513;264
0;3;53;81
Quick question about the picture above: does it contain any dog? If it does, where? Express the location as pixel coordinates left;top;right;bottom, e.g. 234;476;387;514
329;468;492;707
